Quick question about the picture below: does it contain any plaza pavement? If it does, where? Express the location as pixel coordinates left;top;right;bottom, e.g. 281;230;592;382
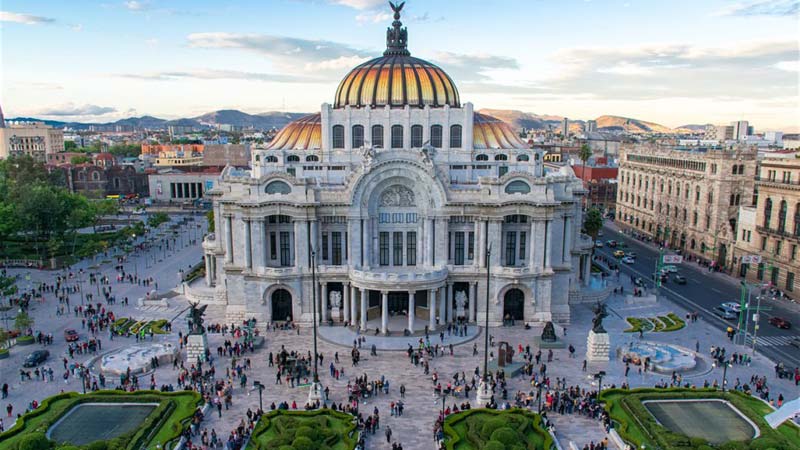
2;220;798;449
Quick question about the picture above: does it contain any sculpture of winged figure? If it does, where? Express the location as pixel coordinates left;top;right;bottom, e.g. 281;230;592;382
187;301;208;335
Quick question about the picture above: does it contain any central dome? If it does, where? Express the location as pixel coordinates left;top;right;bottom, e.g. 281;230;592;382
333;3;459;109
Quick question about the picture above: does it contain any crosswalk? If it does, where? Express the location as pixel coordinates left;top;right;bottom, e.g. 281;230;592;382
743;335;799;347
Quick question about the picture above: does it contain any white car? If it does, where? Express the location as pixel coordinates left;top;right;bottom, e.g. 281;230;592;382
721;301;742;313
662;265;678;273
595;241;604;248
621;256;636;264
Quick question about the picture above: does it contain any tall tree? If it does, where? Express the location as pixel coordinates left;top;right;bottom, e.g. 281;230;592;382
583;208;604;249
578;143;592;181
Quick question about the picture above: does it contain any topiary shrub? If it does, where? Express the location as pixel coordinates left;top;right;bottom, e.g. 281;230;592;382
86;441;108;450
290;436;315;450
484;440;506;450
17;432;51;450
294;425;319;442
480;418;507;439
490;427;518;446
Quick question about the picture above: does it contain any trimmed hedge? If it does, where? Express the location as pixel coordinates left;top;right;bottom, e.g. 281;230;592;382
599;388;800;450
443;408;554;450
16;335;35;345
0;390;202;450
248;409;358;450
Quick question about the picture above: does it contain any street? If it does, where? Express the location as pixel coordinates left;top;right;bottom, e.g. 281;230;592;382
596;223;800;368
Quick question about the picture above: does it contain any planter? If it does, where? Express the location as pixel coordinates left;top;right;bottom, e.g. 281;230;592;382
16;336;35;346
0;349;9;359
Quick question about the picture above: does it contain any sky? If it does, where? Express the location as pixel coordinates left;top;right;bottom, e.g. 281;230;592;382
1;0;798;131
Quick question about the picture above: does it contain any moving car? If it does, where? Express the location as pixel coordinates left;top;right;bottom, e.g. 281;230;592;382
23;350;49;367
64;329;79;342
626;251;637;258
790;337;800;349
606;240;617;247
674;275;687;285
721;302;742;313
714;305;738;320
613;250;625;258
768;317;792;329
662;265;678;273
621;256;635;264
595;241;604;248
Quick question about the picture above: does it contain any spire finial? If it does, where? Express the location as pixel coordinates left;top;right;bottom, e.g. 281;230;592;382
384;1;409;56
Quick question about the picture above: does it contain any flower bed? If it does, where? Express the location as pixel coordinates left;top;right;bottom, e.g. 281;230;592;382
248;409;358;450
624;313;685;333
114;318;170;335
443;408;554;450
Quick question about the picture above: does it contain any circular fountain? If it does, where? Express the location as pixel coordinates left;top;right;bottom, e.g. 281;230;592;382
97;343;178;376
618;341;697;372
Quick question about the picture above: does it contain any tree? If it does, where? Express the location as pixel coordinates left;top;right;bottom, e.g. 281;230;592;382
14;310;33;332
206;210;215;232
70;155;92;165
578;143;592;179
0;328;8;350
108;144;141;157
64;140;78;151
583;207;604;245
148;212;170;228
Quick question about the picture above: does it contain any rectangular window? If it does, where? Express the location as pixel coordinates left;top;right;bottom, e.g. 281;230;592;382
519;231;527;260
454;232;465;265
468;231;475;260
391;125;403;148
775;240;782;256
379;213;390;223
331;232;342;265
321;232;329;261
761;236;767;251
787;272;794;292
372;125;384;148
407;231;416;265
379;232;390;266
405;213;417;223
392;213;403;223
279;231;291;267
448;232;452;260
505;231;516;266
792;244;797;260
757;262;765;280
270;232;277;260
393;232;403;266
771;267;779;286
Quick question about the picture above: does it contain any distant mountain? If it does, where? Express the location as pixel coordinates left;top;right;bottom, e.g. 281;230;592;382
478;109;579;132
676;124;712;132
594;115;673;134
193;109;307;130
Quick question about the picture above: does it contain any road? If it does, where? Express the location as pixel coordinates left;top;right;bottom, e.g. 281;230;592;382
596;224;800;369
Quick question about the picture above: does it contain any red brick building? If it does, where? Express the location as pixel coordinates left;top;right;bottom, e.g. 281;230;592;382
573;163;618;212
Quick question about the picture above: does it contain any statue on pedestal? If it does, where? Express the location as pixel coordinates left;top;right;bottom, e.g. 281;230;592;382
187;302;207;335
591;301;608;334
455;290;467;319
541;321;558;342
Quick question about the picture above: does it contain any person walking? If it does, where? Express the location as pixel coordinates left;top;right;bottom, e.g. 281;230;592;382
386;426;393;443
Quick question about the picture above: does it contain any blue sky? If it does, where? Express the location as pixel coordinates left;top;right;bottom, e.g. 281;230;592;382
1;0;798;130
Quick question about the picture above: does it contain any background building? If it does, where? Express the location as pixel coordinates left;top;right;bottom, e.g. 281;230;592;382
148;167;219;203
202;144;251;167
0;122;65;161
572;159;618;213
616;143;757;268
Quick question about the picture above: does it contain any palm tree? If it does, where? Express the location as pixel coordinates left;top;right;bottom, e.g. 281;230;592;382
578;144;592;207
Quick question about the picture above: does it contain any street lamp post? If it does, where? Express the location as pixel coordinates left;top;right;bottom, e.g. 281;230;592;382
593;371;606;395
254;381;264;412
476;243;494;407
308;248;324;407
713;362;731;392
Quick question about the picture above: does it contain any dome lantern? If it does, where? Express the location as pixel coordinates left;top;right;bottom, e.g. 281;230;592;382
384;1;410;57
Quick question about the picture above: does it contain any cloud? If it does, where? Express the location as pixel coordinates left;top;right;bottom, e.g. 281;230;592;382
124;0;149;11
36;104;117;117
186;32;372;75
145;38;159;46
773;60;800;71
118;69;323;83
71;24;83;32
0;11;56;25
433;52;520;82
717;0;799;17
329;0;385;10
355;10;392;24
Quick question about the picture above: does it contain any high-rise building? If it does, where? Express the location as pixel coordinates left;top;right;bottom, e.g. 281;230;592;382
585;120;597;133
716;125;734;141
562;117;569;136
0;122;65;161
616;143;757;269
732;121;750;141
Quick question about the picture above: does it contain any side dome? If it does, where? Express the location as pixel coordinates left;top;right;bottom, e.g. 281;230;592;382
334;56;460;109
332;2;459;109
473;113;528;149
266;113;321;150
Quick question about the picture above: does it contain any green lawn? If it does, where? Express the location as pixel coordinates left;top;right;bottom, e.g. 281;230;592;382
600;388;800;449
247;409;358;450
0;390;201;450
443;409;553;450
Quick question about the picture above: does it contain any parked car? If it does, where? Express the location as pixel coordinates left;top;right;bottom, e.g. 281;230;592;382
23;350;50;367
768;317;792;329
714;306;738;320
621;256;635;264
613;250;625;258
64;329;79;342
595;241;604;248
674;275;687;285
597;230;604;237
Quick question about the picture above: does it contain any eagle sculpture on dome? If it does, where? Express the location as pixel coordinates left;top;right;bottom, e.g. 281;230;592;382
385;1;409;56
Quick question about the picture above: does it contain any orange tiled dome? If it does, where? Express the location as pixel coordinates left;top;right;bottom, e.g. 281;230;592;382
473;113;528;149
266;113;321;150
334;56;460;109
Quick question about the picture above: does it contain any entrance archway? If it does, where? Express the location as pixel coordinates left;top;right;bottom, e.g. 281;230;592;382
503;289;524;323
271;289;292;322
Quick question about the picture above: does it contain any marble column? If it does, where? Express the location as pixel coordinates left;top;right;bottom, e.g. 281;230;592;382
477;220;487;268
544;219;553;268
488;220;502;267
244;219;252;270
469;282;477;322
321;282;328;323
381;291;389;334
360;288;368;331
348;219;360;268
310;219;320;256
429;289;437;329
293;220;307;269
424;218;434;267
529;220;538;269
343;282;351;324
258;219;267;268
584;255;592;286
350;284;358;327
408;291;416;331
563;216;572;263
224;216;233;263
446;283;454;322
439;286;446;325
204;255;212;286
474;220;481;268
435;217;448;267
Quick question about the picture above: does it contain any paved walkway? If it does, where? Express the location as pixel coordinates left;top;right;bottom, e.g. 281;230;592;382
319;318;480;351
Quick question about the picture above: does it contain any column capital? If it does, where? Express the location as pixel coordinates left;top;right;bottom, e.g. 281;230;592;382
447;281;453;287
380;290;389;295
343;281;350;287
408;290;416;295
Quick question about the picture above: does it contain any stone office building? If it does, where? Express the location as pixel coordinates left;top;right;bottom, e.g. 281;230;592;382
201;11;593;330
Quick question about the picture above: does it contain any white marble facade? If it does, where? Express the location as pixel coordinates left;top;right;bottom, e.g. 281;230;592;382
201;12;593;332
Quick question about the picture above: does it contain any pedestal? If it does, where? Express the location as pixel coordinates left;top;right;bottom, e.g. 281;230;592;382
331;307;341;323
475;380;494;407
186;333;208;363
456;307;466;321
307;381;325;406
586;330;610;362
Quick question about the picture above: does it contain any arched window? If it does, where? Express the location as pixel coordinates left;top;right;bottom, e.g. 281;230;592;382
505;180;531;194
305;155;319;162
91;172;100;181
332;125;344;149
265;180;291;195
764;198;773;228
391;125;403;148
371;125;384;148
352;125;364;148
732;165;738;175
778;200;787;232
287;155;300;162
265;155;278;163
494;154;508;161
410;125;423;148
430;125;443;148
255;154;260;162
516;154;529;162
476;154;488;161
450;125;462;148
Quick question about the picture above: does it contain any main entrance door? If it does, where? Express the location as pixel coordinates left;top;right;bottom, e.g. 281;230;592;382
388;292;408;314
271;289;292;321
503;289;524;322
